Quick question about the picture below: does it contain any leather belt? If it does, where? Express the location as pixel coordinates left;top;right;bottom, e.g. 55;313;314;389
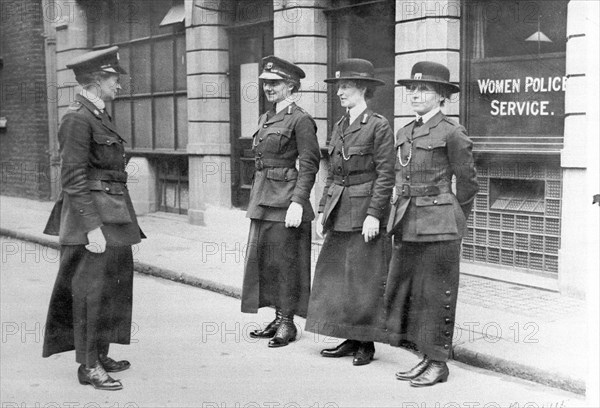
255;157;296;171
87;168;127;183
399;183;452;197
333;172;376;187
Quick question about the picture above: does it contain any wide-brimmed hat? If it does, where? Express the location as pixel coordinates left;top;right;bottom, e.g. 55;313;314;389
67;46;127;76
258;55;305;82
397;61;459;94
324;58;385;86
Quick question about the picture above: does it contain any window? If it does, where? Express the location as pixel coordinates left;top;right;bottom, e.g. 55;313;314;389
462;0;568;153
325;0;395;134
87;0;187;153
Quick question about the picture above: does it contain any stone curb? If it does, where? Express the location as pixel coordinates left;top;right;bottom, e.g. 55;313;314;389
0;228;585;396
453;344;585;395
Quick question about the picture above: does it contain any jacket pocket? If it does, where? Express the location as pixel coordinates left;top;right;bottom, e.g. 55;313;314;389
349;183;373;228
262;127;292;154
258;167;298;208
415;193;458;235
414;139;448;168
89;180;132;224
344;144;374;173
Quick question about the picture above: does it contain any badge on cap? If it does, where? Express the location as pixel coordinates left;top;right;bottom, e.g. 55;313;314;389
266;62;273;70
414;73;422;80
335;71;340;78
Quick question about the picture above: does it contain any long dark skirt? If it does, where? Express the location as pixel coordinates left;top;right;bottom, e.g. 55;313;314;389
384;239;461;362
241;220;311;316
43;245;134;366
305;231;391;343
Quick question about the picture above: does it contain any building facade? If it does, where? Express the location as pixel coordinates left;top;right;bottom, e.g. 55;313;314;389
1;0;597;297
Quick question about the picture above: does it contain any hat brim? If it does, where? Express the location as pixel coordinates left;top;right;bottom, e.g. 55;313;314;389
259;72;287;80
324;76;386;86
101;66;127;75
397;79;460;93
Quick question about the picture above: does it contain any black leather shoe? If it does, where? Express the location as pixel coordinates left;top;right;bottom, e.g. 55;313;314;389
98;354;131;373
250;310;282;339
320;339;360;358
352;342;375;366
77;361;123;391
396;357;430;381
268;315;297;348
410;360;449;387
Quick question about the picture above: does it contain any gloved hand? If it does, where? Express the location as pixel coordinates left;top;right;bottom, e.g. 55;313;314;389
285;202;303;228
86;227;107;253
362;215;380;243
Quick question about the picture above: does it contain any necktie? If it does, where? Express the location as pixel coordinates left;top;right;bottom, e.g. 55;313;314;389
414;117;423;127
341;113;350;133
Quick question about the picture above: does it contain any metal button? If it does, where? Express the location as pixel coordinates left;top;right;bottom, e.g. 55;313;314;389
258;152;262;157
277;131;281;134
105;187;110;192
263;125;268;128
259;138;263;142
433;199;438;205
444;304;450;309
445;318;451;324
445;331;451;337
405;175;410;180
78;209;83;213
445;290;451;296
444;344;449;349
428;145;432;149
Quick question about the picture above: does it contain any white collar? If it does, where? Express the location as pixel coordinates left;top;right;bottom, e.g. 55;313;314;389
417;107;441;124
80;89;106;111
275;99;293;114
348;100;368;125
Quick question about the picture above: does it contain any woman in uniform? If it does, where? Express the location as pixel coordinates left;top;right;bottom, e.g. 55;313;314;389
386;61;478;386
42;46;143;390
241;56;320;348
305;59;395;366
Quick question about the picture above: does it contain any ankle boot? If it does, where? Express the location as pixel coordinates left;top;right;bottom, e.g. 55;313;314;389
268;314;297;348
250;309;282;338
77;360;123;391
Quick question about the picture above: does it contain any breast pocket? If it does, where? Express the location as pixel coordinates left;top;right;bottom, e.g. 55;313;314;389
262;127;292;154
414;139;447;168
415;194;458;235
344;144;374;173
91;133;123;167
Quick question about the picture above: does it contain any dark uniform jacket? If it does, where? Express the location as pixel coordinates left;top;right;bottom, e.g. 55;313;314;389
246;103;320;222
387;111;478;241
44;94;142;246
318;109;395;231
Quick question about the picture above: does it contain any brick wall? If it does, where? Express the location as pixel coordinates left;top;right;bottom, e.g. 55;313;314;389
0;0;51;199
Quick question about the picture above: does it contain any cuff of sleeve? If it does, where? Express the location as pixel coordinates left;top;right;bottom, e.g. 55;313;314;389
291;195;308;206
367;207;383;219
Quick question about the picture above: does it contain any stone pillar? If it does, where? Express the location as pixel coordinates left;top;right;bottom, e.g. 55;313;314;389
127;157;157;215
53;0;88;126
558;0;599;299
395;0;461;131
186;0;231;225
273;0;330;230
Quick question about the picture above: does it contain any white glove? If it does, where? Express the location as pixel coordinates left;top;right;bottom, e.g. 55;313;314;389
362;215;380;243
86;227;107;253
285;202;303;228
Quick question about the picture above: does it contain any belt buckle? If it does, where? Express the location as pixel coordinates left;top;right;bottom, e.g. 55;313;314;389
255;157;264;171
401;184;411;197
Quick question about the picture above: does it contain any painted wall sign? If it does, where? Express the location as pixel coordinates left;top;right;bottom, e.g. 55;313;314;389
468;54;566;144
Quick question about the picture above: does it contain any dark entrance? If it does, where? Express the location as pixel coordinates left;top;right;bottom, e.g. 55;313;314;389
229;23;273;209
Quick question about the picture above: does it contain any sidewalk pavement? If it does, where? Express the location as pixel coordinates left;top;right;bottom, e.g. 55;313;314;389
0;194;587;395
